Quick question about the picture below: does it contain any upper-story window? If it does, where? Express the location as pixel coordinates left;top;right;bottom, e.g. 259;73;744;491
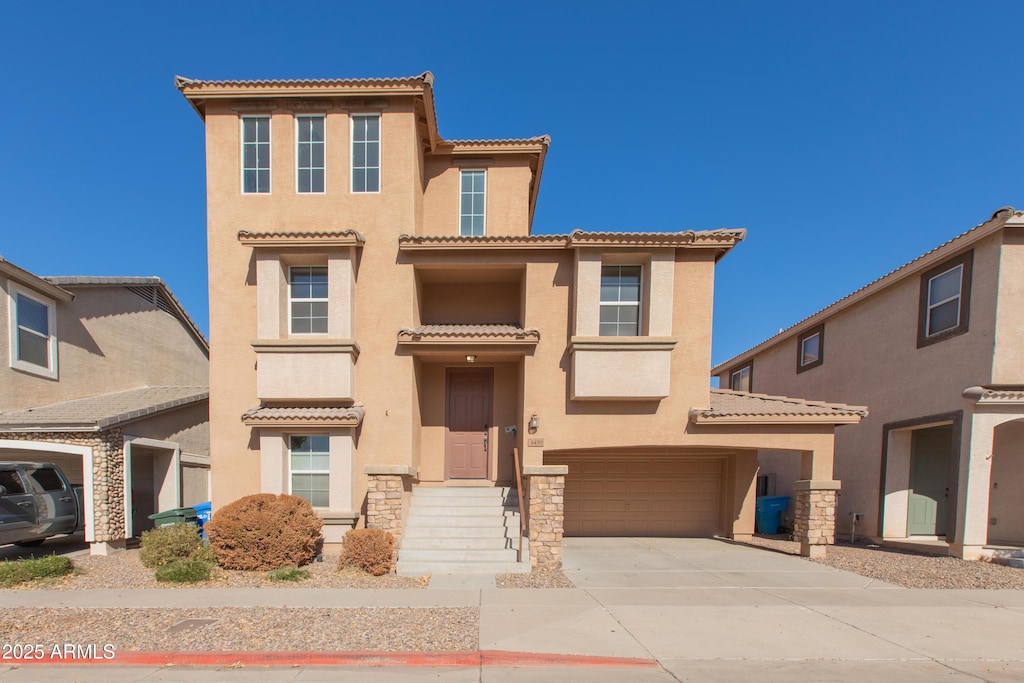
351;114;380;193
289;266;328;334
729;362;752;392
289;435;329;508
296;116;325;193
599;265;641;336
9;283;58;378
796;324;824;373
459;169;486;236
242;116;271;194
917;251;972;348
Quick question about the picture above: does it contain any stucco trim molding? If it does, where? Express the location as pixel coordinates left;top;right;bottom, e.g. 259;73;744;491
363;465;418;477
569;337;677;353
792;479;842;491
523;465;568;476
251;339;360;359
238;230;365;248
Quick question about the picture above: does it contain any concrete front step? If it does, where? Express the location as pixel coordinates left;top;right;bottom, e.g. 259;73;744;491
412;497;512;508
397;559;531;576
402;536;518;550
403;524;520;539
405;505;519;517
399;547;518;563
405;515;515;529
412;486;513;497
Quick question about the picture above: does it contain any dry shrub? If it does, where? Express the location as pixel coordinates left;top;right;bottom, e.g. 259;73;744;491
206;494;323;570
139;523;203;569
339;529;394;576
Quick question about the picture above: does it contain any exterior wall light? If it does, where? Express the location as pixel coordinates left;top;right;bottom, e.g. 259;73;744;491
528;414;539;433
466;355;477;363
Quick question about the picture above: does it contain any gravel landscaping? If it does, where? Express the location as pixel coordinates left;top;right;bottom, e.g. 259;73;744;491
0;607;478;652
748;535;1024;589
495;569;574;588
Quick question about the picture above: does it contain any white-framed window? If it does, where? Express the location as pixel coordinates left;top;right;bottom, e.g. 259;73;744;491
599;265;642;336
797;324;824;372
296;115;325;193
241;116;271;194
288;435;329;508
289;266;328;334
8;283;58;379
925;264;963;337
351;114;380;193
730;363;752;392
459;169;486;236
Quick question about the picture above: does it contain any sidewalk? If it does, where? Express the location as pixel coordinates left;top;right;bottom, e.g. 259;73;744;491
1;538;1023;681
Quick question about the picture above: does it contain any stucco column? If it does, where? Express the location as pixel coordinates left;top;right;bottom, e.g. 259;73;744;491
792;479;841;558
524;465;566;570
363;466;416;550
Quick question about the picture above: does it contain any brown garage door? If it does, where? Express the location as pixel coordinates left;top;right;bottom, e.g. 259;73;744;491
558;456;723;536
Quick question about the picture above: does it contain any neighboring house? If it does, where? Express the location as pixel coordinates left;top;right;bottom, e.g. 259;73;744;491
712;207;1024;561
177;71;864;569
1;260;210;554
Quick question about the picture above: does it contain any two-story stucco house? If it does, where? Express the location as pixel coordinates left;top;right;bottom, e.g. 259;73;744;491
713;207;1024;561
1;258;210;554
178;71;865;571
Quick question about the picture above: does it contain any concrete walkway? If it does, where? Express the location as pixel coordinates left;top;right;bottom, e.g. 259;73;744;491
2;537;1024;681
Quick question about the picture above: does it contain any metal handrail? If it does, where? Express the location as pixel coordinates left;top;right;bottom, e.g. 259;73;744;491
513;447;525;563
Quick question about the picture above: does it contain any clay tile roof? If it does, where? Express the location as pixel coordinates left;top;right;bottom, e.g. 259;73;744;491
241;405;365;427
0;387;209;432
447;136;551;147
567;229;747;248
399;324;540;340
398;234;567;250
962;385;1024;403
175;73;433;90
238;229;366;247
689;389;867;425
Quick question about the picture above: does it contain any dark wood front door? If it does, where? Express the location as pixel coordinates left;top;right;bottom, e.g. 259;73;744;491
446;369;492;479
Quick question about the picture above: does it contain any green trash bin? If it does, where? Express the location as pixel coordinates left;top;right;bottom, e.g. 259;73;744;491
148;507;199;528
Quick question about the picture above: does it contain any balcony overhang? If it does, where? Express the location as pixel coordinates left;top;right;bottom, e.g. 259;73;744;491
398;324;539;358
238;229;365;249
241;404;365;428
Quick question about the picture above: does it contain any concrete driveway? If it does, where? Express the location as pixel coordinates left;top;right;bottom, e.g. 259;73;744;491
0;531;89;561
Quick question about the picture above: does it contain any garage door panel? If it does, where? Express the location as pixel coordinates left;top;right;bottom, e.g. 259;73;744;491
558;456;723;537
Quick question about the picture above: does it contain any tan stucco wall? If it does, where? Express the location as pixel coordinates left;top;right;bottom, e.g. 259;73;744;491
718;232;1005;539
1;283;208;411
420;282;520;324
422;159;533;237
991;231;1024;383
988;419;1024;544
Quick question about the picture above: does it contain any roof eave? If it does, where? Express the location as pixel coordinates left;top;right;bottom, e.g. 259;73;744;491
0;261;75;302
688;413;866;425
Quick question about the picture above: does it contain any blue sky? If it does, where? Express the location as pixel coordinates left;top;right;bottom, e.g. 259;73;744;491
2;2;1021;367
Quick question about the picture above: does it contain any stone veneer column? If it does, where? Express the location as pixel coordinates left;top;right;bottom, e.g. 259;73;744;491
524;465;567;570
362;466;416;547
792;479;840;558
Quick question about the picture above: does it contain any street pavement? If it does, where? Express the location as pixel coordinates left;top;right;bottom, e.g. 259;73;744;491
1;537;1022;681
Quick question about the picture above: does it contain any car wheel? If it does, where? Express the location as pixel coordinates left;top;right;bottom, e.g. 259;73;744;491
14;540;45;548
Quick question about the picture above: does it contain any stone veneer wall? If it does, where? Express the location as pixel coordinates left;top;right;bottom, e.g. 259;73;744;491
792;481;839;557
363;467;416;560
525;466;566;570
0;429;125;542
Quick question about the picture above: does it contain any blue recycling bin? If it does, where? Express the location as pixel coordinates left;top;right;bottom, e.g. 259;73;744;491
754;495;790;534
192;501;212;539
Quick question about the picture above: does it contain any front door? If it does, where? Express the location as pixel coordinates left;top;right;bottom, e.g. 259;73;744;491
446;369;492;479
907;425;951;536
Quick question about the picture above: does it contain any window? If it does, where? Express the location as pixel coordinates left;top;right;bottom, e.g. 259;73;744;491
289;266;328;334
917;251;972;348
23;467;64;492
241;116;271;193
599;265;641;336
797;324;824;373
729;363;752;392
0;470;26;494
296;115;325;193
351;114;380;192
9;284;57;377
289;435;329;508
459;169;486;236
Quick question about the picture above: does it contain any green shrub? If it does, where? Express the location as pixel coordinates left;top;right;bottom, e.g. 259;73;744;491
339;529;394;576
190;543;217;565
267;565;310;582
154;558;213;583
0;555;73;587
206;494;323;571
139;523;203;568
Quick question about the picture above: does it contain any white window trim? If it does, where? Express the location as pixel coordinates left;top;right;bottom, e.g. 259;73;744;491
287;265;329;336
295;115;326;195
599;264;643;336
458;168;487;236
350;113;381;194
8;282;58;379
288;434;330;509
925;264;963;337
240;115;271;195
800;332;821;367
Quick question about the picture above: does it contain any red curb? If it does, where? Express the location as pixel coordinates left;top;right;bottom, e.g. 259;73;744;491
6;650;659;669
